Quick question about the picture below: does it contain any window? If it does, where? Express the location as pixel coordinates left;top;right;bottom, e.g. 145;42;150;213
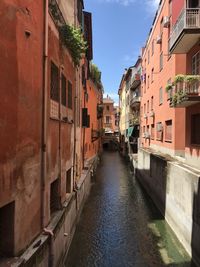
106;116;110;124
50;62;59;102
106;105;110;111
66;168;72;194
0;202;15;257
192;51;200;75
61;74;67;106
167;78;173;100
144;103;146;114
68;81;73;109
151;96;154;110
152;40;154;56
160;52;163;71
188;0;200;8
147;100;149;113
191;113;200;145
151;68;154;83
169;0;172;17
159;87;163;105
156;122;163;141
147;75;150;88
50;179;60;215
165;120;172;142
151;124;155;139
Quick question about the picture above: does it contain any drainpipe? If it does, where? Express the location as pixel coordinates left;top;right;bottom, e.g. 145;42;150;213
41;0;49;229
59;65;62;202
73;68;78;191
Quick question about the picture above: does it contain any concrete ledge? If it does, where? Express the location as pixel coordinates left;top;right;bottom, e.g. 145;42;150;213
135;148;200;266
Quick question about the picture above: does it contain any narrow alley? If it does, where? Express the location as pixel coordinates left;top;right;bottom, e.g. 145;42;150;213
65;151;193;267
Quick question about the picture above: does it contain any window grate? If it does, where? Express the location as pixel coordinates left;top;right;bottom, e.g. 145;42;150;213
50;62;59;102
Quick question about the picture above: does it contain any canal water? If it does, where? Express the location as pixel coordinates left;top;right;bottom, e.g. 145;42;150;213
65;151;194;267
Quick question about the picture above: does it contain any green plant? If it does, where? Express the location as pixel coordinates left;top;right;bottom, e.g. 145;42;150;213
184;75;200;83
59;25;88;66
165;84;173;92
170;90;188;107
90;64;102;87
174;74;185;84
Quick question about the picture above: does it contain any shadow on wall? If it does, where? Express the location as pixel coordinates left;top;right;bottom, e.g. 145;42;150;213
136;149;199;267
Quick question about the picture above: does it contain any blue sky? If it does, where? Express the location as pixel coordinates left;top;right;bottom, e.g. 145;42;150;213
84;0;159;104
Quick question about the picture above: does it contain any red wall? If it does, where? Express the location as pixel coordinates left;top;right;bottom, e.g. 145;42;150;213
0;0;44;254
172;0;185;25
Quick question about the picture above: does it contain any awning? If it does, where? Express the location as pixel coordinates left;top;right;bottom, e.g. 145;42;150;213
127;127;134;137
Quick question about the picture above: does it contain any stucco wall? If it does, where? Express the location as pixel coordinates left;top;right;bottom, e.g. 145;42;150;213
137;148;200;266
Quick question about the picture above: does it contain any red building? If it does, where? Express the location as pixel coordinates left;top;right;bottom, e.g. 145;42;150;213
0;0;102;265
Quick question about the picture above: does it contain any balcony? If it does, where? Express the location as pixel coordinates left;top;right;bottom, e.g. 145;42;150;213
129;116;139;126
130;74;141;90
130;96;141;108
169;8;200;54
170;76;200;107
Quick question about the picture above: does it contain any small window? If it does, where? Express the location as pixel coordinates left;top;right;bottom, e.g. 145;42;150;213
0;202;15;256
156;122;163;141
191;113;200;145
106;116;110;124
167;78;173;100
151;68;154;83
106;105;109;111
165;120;172;142
152;40;154;56
159;87;163;105
50;179;60;215
147;75;150;88
151;96;154;110
61;74;67;106
68;81;73;109
66;169;72;194
151;124;155;139
160;52;163;71
50;62;59;102
147;100;149;113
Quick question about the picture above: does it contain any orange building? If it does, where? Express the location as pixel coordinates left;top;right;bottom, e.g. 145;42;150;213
169;0;200;168
103;96;119;134
0;0;102;265
140;0;200;169
82;75;103;163
137;0;200;263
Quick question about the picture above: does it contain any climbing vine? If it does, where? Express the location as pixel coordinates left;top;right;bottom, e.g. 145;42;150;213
60;25;88;66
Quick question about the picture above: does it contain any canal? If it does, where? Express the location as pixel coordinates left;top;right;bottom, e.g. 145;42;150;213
65;151;194;267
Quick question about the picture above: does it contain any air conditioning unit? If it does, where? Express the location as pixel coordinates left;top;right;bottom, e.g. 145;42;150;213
149;110;155;117
163;16;170;28
157;123;163;132
156;35;162;44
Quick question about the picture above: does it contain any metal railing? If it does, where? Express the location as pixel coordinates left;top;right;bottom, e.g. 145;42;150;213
169;8;200;50
130;96;141;106
174;80;200;95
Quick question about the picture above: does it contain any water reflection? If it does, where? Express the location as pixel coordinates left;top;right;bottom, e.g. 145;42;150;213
65;152;193;267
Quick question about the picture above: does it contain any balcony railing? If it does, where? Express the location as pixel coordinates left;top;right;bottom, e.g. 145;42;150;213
130;74;141;90
169;8;200;51
130;96;141;107
170;77;200;107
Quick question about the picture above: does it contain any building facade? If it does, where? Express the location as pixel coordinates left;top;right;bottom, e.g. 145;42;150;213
0;0;102;265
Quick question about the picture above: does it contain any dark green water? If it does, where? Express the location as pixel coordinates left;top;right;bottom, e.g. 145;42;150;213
65;151;194;267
